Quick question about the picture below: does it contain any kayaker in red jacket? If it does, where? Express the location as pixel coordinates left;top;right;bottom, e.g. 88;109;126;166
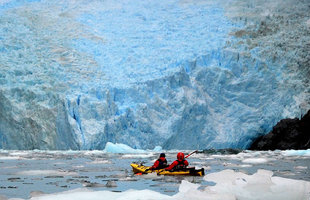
165;152;189;171
148;153;168;170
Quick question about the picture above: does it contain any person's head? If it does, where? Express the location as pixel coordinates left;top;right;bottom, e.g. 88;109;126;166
159;153;166;161
177;152;184;161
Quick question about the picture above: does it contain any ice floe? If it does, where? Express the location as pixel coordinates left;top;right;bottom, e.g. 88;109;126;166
15;170;77;176
242;158;268;164
103;142;146;154
9;169;310;200
281;149;310;157
204;169;310;200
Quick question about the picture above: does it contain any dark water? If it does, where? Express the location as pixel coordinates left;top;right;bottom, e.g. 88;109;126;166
0;150;309;199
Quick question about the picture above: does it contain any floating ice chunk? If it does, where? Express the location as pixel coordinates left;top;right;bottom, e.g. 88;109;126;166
210;155;226;159
242;158;268;164
30;191;46;198
307;19;310;27
239;164;252;168
22;188;172;200
86;159;111;164
5;169;310;200
153;146;163;152
122;153;153;158
203;166;212;171
294;166;308;170
105;180;117;188
178;180;200;193
72;165;84;169
83;150;105;156
282;149;310;157
172;180;235;200
173;180;226;200
103;142;146;154
204;169;310;200
16;170;77;176
0;156;23;160
9;151;31;156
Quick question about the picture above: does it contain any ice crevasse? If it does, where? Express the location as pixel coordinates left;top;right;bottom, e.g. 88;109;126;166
0;0;309;150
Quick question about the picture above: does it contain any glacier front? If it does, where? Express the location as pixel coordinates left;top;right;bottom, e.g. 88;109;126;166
0;0;309;150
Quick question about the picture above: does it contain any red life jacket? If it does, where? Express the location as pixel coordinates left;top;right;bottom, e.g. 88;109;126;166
155;158;167;169
173;160;187;170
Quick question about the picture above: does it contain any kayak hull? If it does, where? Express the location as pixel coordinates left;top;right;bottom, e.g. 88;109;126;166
130;163;152;174
158;168;204;176
130;163;204;176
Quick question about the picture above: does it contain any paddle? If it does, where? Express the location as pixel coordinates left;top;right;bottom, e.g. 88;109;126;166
157;169;164;174
185;150;198;158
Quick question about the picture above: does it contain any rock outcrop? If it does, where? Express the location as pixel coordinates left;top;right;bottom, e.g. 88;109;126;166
249;110;310;150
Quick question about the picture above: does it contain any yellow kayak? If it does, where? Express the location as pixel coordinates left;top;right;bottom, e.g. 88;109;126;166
130;163;154;174
130;163;204;176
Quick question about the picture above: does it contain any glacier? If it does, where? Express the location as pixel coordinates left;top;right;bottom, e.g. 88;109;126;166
0;0;309;150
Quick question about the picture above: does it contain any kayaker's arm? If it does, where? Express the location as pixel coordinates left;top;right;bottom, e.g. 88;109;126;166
165;160;178;171
149;160;160;170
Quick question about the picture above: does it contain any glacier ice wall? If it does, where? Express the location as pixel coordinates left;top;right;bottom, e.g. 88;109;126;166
0;0;309;150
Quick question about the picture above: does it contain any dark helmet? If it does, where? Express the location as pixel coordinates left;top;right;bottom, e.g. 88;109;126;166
177;152;184;161
160;153;165;158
